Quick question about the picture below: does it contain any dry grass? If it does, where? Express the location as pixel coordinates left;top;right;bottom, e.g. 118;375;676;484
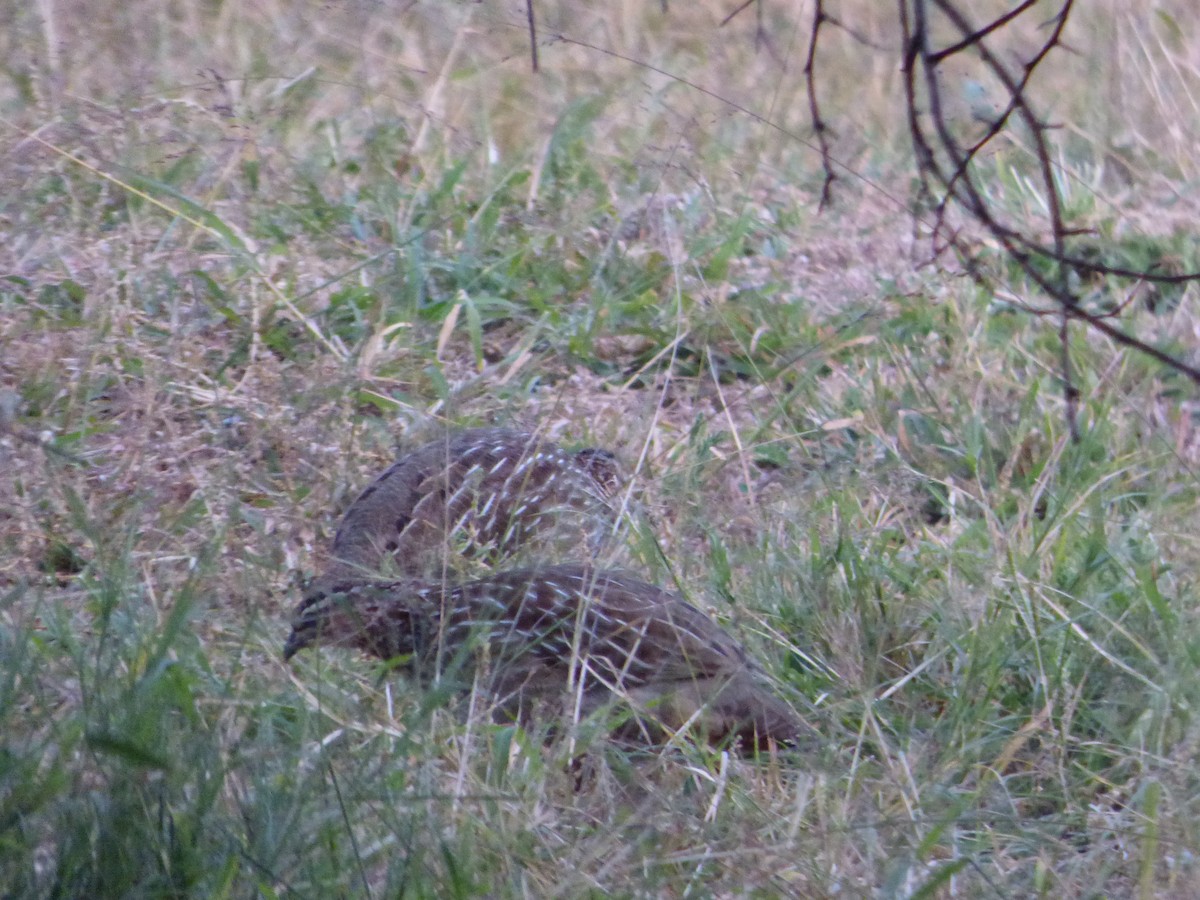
3;1;1200;896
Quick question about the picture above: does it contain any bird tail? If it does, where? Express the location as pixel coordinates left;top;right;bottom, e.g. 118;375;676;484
710;674;807;753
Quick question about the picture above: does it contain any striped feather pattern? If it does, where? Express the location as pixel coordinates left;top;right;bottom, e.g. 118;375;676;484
285;564;802;751
323;429;623;581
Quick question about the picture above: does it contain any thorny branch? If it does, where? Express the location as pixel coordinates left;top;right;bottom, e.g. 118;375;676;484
703;0;1200;439
530;1;1200;440
893;0;1200;441
724;0;836;207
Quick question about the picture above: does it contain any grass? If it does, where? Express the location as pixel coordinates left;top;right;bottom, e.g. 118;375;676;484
3;0;1200;895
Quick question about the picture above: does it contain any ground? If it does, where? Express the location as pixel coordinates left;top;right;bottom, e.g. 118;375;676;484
2;1;1200;896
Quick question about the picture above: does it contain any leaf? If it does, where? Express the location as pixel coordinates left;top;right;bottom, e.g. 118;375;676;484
85;730;171;771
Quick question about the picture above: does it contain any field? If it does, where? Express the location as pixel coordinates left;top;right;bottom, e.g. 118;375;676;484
3;0;1200;895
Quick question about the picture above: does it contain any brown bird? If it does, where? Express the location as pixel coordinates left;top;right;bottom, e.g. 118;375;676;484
284;565;802;752
320;428;625;583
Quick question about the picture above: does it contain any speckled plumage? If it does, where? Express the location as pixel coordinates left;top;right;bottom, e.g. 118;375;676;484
284;564;802;751
321;428;624;582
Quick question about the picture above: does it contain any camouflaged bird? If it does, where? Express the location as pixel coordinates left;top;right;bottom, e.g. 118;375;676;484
318;428;625;583
284;564;802;752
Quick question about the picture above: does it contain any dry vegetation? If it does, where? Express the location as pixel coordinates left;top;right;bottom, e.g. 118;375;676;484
3;0;1200;896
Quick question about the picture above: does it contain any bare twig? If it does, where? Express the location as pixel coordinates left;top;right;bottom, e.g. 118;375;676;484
720;0;757;28
526;0;539;73
928;0;1038;63
803;1;835;209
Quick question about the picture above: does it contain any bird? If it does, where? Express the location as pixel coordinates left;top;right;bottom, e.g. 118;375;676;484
317;428;625;584
284;564;802;752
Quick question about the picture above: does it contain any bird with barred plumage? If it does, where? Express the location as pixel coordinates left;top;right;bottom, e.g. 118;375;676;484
285;564;803;752
287;426;802;752
318;428;625;584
